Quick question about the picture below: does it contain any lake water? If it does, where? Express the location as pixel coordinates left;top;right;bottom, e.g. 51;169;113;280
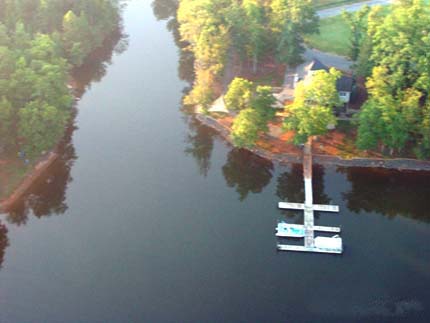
0;1;429;322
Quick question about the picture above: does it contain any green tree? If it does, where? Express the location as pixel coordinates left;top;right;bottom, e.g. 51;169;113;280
231;85;276;148
231;108;262;148
224;77;253;111
18;100;69;157
355;5;384;76
357;1;430;156
242;0;266;73
0;23;10;46
0;97;14;148
342;5;370;60
355;99;383;150
283;68;340;144
270;0;318;65
62;10;89;66
178;0;231;106
250;85;276;121
418;104;430;158
357;68;422;154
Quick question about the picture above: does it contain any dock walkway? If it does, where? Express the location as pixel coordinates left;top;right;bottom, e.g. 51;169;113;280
276;138;343;254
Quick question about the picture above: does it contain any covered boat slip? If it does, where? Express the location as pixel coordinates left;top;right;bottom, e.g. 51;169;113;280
275;139;343;255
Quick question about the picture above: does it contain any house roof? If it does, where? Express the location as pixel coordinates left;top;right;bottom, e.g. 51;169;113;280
336;75;353;92
308;58;328;71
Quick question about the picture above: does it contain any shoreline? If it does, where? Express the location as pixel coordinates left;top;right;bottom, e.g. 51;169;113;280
0;152;60;213
195;113;430;171
0;28;123;214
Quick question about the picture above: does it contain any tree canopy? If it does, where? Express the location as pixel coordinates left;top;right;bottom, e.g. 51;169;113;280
355;0;430;157
283;68;340;144
224;77;253;111
231;84;276;148
0;0;121;157
177;0;318;106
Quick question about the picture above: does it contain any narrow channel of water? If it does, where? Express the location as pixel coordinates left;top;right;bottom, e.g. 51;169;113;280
0;1;429;322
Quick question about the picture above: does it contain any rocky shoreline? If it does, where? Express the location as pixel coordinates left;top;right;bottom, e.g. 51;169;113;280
196;113;430;171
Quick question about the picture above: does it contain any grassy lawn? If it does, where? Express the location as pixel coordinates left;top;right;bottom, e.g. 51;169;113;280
314;0;368;10
306;4;394;57
304;15;351;57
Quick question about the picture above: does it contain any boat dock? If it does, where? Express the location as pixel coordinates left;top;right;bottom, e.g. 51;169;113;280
276;139;343;254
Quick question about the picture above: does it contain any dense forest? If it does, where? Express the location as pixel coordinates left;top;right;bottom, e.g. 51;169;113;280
351;0;430;158
177;0;318;108
0;0;121;158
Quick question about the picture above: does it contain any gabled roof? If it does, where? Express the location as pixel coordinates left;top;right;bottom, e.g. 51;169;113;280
336;75;353;92
308;58;328;71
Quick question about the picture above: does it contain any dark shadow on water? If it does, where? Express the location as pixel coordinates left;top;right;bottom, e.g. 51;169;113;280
223;148;274;201
340;167;430;222
152;0;178;21
0;221;8;269
184;117;217;177
152;0;194;85
276;164;331;219
277;164;330;204
5;119;76;225
70;27;129;99
3;22;127;226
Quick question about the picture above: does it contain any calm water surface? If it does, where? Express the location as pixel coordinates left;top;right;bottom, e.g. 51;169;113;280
0;1;429;322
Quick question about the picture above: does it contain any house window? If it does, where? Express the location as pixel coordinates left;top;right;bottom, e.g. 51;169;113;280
339;92;347;97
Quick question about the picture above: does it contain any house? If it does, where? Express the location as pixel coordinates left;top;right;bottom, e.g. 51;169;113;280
301;58;353;104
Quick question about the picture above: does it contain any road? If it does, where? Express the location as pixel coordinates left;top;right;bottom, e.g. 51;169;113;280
297;0;394;73
318;0;393;18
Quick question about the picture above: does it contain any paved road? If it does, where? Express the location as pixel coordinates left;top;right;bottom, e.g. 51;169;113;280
318;0;393;18
282;0;394;84
304;46;352;71
283;47;353;86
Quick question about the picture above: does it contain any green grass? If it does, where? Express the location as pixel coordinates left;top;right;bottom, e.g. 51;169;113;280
304;15;351;57
306;4;395;57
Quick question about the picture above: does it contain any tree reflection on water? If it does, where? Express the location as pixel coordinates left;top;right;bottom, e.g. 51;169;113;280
276;164;331;219
341;167;430;222
5;121;76;225
277;164;330;204
0;221;8;269
2;22;127;225
223;148;274;201
184;118;217;177
152;0;194;85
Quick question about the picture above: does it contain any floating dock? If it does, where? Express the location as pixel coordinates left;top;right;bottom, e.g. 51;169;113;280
276;139;343;254
276;223;340;238
277;243;343;254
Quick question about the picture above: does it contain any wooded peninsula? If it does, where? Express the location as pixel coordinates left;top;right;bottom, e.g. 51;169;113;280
177;0;430;160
